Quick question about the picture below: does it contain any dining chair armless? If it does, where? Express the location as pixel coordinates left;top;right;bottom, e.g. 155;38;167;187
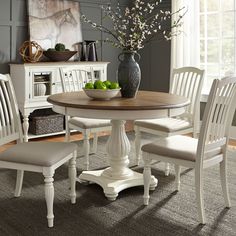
141;76;236;224
0;74;77;228
134;67;205;175
60;67;111;170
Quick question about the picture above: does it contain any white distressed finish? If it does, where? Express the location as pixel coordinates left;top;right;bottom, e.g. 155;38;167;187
0;74;77;228
134;67;205;175
142;76;236;224
9;62;109;141
48;91;189;200
60;67;112;170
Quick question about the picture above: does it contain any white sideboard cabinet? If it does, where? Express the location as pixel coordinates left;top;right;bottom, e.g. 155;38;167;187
10;61;109;141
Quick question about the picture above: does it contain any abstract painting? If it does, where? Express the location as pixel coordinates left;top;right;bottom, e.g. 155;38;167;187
27;0;83;50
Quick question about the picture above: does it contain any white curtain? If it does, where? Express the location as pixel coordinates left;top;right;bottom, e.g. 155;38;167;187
171;0;200;70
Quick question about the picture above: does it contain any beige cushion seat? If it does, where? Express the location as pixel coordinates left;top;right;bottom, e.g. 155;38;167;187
69;117;111;129
141;135;222;162
135;118;192;133
0;142;77;167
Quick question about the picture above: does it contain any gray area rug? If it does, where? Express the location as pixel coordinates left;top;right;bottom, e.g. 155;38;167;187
0;132;235;236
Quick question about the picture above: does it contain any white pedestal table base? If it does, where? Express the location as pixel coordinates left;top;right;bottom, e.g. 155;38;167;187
78;120;158;200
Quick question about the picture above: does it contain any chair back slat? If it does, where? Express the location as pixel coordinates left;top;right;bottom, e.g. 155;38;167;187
170;67;204;123
0;81;13;136
197;76;236;163
0;74;22;146
60;67;95;92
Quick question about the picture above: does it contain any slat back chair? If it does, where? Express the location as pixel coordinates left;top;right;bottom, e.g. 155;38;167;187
0;74;77;227
170;67;204;126
60;67;111;170
134;67;204;174
0;74;22;145
61;67;95;92
141;76;236;224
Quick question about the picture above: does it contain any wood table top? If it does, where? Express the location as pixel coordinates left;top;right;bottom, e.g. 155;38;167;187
47;90;190;111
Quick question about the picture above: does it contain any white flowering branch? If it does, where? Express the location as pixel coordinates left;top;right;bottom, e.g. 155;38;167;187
81;0;186;52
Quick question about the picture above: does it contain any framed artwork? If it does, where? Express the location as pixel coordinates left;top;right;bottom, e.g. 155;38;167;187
27;0;83;50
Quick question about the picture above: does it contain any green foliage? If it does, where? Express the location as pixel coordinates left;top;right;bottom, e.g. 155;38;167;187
55;43;66;51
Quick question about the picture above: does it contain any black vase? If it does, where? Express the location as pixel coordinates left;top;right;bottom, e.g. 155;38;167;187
117;51;141;98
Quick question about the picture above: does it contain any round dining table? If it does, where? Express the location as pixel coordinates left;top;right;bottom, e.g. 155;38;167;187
47;90;189;200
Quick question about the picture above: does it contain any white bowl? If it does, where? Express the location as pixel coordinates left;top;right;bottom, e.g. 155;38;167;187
83;88;121;100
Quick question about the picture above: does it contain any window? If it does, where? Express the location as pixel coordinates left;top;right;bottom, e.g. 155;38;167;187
200;0;236;94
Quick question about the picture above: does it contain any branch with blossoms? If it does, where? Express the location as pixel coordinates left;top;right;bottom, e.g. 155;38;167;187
80;0;186;52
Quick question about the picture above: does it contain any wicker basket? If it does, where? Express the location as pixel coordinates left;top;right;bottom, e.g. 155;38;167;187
29;109;64;135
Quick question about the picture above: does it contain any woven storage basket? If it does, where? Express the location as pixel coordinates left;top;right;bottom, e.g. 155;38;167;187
29;110;64;135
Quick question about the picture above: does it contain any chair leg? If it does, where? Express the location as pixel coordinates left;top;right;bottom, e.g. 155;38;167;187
44;172;55;228
143;153;152;205
83;131;90;170
164;163;170;176
65;115;70;142
69;152;77;204
91;133;98;154
220;159;231;207
195;169;206;224
174;165;181;191
14;170;24;197
134;126;141;165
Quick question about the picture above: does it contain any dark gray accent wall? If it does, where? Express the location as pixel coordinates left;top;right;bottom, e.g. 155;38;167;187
0;0;171;89
139;0;171;93
0;0;130;81
0;0;28;73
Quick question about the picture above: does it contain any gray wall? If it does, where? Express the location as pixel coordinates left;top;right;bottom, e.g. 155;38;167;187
0;0;171;90
139;0;171;93
0;0;129;80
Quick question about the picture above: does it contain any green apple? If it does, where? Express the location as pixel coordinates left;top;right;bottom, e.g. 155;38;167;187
85;82;94;89
110;82;120;89
94;80;104;89
103;80;111;89
96;82;107;90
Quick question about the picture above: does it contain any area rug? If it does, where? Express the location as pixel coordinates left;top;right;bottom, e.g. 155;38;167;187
0;132;235;236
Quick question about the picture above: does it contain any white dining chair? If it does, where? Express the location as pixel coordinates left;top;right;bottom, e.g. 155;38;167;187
134;67;205;175
0;74;78;228
60;67;111;170
141;76;236;224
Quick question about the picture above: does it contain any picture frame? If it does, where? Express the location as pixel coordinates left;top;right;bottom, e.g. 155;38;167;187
27;0;83;51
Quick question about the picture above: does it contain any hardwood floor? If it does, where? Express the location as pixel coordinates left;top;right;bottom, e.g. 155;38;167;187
1;120;236;152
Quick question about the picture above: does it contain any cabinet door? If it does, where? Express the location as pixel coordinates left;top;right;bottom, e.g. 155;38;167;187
91;66;106;81
29;68;58;100
51;69;63;94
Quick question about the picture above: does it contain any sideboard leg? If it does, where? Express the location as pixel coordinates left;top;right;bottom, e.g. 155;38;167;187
23;113;30;142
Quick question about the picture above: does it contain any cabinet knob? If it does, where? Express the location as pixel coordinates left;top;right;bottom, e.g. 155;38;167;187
52;83;56;86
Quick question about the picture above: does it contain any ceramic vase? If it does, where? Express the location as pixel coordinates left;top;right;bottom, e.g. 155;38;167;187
117;51;141;98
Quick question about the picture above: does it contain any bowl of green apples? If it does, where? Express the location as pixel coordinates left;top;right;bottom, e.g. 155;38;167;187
83;80;121;100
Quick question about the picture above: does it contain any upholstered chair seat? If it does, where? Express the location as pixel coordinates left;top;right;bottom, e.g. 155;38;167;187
0;142;76;166
142;135;222;162
69;117;111;129
135;118;192;133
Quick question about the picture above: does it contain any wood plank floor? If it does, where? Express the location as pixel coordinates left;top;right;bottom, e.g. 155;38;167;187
1;120;236;152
